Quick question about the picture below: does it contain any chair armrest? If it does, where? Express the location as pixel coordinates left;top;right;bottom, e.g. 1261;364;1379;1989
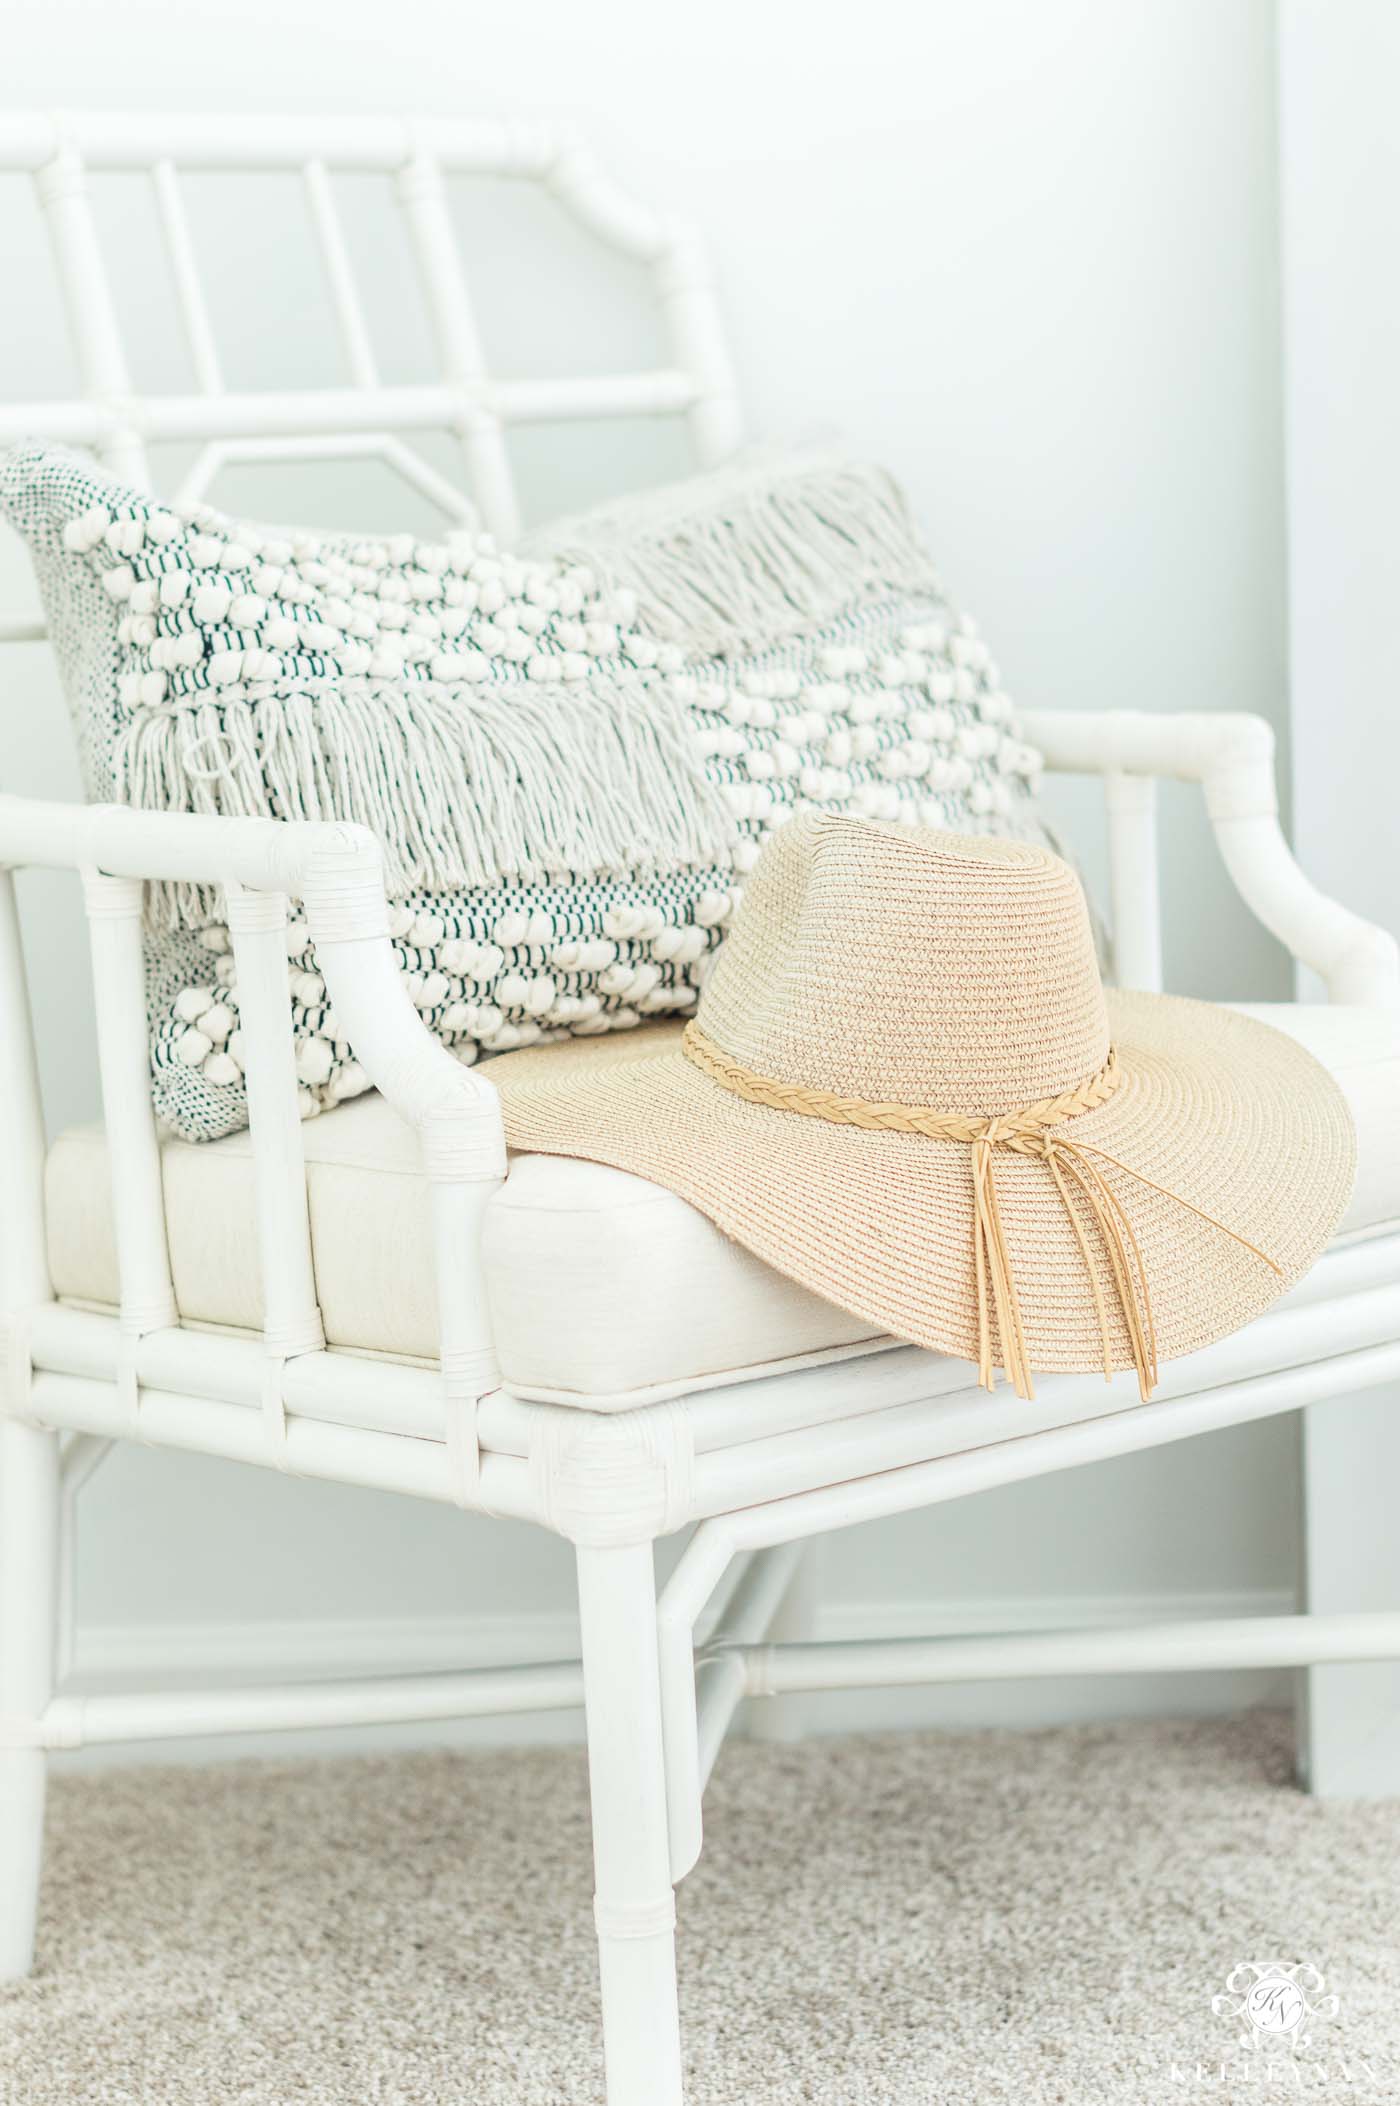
0;794;506;1430
0;791;506;1156
1024;709;1400;1006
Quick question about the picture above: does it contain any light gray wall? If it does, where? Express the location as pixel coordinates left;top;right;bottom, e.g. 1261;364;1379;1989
0;0;1300;1752
1278;1;1400;951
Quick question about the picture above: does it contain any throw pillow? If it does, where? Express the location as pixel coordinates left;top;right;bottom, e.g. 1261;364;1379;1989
2;441;1047;1142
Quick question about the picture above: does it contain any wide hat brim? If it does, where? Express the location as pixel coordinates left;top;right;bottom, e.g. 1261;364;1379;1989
487;993;1355;1380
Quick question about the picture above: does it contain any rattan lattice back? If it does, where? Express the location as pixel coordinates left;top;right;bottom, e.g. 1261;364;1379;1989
0;110;742;644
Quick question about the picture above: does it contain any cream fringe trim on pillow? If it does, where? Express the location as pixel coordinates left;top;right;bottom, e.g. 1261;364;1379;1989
524;448;938;658
114;449;939;928
119;672;738;931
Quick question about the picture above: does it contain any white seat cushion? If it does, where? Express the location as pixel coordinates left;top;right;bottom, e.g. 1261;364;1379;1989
44;1002;1400;1409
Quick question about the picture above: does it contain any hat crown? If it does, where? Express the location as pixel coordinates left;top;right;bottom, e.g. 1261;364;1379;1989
698;816;1109;1113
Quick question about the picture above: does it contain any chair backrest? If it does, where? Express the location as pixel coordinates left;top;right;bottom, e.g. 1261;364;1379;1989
0;110;743;648
0;113;747;1373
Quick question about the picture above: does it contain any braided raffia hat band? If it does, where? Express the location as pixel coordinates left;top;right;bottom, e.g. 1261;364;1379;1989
487;819;1355;1394
680;1022;1278;1400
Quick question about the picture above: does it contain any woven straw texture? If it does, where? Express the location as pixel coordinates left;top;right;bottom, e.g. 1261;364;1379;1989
490;817;1355;1381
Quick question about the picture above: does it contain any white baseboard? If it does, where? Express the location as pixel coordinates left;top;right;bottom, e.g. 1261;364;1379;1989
73;1606;587;1685
61;1586;1297;1770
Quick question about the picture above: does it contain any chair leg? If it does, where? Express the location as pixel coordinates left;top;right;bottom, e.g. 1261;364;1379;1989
0;1419;59;1979
1298;1383;1400;1795
576;1541;684;2106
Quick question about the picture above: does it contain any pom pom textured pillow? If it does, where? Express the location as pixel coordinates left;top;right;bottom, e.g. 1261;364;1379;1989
2;442;1048;1142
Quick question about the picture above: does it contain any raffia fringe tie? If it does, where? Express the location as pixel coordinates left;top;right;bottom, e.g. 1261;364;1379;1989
680;1023;1280;1403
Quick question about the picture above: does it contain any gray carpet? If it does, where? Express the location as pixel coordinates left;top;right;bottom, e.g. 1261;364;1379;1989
3;1709;1398;2103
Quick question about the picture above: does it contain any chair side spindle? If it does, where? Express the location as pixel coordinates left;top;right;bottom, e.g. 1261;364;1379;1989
226;884;325;1395
81;871;178;1340
1105;771;1164;991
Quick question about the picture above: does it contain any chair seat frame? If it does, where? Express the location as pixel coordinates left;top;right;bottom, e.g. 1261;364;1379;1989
1;112;1398;2106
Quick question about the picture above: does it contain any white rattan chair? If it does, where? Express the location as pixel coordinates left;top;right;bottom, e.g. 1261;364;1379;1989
1;113;1398;2106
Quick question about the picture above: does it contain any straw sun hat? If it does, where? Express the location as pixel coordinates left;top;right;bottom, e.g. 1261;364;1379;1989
490;817;1355;1398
